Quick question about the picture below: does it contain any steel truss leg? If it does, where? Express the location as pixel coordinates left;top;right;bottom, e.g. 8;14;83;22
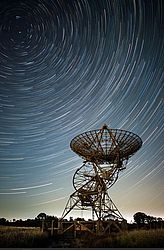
62;190;90;219
62;189;124;221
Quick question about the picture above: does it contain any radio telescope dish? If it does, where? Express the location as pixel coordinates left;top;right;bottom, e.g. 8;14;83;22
70;124;142;163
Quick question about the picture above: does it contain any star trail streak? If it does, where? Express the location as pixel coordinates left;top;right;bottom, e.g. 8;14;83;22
0;0;163;221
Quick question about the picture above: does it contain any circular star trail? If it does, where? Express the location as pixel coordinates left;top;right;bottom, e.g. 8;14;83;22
0;0;163;220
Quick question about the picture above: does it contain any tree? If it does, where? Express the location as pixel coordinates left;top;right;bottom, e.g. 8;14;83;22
37;212;47;220
133;212;147;228
157;217;164;229
0;218;6;225
146;215;156;228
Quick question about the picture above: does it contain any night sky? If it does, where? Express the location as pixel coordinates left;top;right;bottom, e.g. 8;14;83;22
0;0;163;222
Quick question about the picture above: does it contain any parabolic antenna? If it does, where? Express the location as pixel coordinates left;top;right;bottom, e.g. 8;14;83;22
70;124;142;163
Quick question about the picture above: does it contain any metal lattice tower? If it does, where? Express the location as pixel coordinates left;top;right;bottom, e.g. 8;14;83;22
62;124;142;223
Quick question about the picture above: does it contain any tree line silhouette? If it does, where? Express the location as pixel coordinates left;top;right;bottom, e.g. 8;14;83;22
0;211;163;230
133;212;164;229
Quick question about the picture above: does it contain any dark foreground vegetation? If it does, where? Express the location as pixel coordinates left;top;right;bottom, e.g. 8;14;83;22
0;226;50;248
0;226;164;248
79;229;164;248
0;212;164;247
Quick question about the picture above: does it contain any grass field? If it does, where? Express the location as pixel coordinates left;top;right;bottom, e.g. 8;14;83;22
82;229;164;248
0;226;164;248
0;226;50;247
